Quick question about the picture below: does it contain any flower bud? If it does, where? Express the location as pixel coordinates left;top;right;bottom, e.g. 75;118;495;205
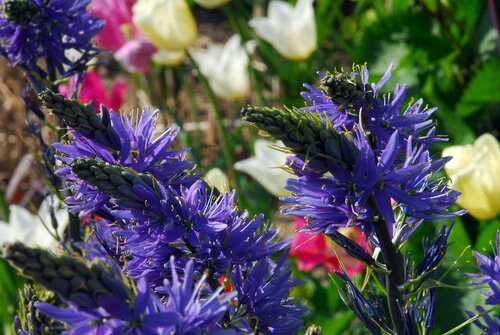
133;0;197;52
249;0;316;60
192;35;252;101
442;134;500;220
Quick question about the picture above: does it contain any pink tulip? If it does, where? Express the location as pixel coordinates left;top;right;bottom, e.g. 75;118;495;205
89;0;156;73
290;217;370;277
59;70;127;111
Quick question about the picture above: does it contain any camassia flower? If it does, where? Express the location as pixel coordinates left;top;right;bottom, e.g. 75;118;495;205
249;0;316;60
132;0;197;52
59;70;127;111
290;217;369;276
442;133;500;220
192;34;253;101
31;89;305;334
0;0;103;77
244;64;463;241
242;64;465;334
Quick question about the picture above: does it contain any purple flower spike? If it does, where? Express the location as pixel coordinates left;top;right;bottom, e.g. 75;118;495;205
0;0;104;77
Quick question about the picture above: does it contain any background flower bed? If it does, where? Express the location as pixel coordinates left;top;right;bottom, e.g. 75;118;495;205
0;0;499;334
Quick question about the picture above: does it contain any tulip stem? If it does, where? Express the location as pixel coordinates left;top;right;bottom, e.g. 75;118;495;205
187;52;242;204
177;67;204;163
224;3;265;106
135;70;200;167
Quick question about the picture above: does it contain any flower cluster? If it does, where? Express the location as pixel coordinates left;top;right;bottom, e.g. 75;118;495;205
7;91;305;334
242;64;464;334
5;243;234;335
0;0;103;78
245;64;462;242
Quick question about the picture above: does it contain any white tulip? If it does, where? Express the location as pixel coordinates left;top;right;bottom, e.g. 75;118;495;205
235;139;295;197
133;0;197;52
192;35;252;101
442;133;500;220
194;0;230;9
249;0;317;60
0;196;68;249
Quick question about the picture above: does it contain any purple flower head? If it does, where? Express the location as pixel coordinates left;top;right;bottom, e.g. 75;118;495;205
36;278;177;335
278;64;465;241
469;230;500;305
335;272;388;335
54;108;195;216
283;129;462;240
466;231;500;335
301;64;441;153
0;0;103;77
120;181;287;288
466;306;500;335
413;225;453;279
158;258;234;335
231;255;305;334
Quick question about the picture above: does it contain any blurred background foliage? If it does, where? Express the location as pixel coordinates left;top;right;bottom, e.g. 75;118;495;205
0;0;499;334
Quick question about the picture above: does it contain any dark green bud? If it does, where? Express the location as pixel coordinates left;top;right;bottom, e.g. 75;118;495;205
2;0;38;25
39;90;121;150
15;284;60;335
242;106;358;170
3;242;130;311
70;158;158;203
320;66;374;110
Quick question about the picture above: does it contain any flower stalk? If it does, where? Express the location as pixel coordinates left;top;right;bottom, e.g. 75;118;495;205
188;51;242;200
373;215;407;335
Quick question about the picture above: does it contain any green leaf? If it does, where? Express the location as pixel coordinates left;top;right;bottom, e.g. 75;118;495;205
457;58;500;117
474;219;499;255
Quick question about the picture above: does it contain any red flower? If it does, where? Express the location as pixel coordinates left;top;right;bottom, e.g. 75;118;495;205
290;217;370;277
59;70;127;111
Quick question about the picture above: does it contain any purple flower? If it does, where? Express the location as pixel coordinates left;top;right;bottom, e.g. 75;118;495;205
37;278;178;335
0;0;103;77
414;225;453;279
283;130;462;240
470;230;500;306
231;255;305;334
301;64;441;153
54;108;195;216
466;231;500;334
336;272;388;335
157;258;235;335
281;65;464;242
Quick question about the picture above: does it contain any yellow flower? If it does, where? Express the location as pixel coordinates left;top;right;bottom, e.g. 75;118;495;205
132;0;197;52
153;49;185;67
249;0;317;60
194;0;231;9
442;134;500;220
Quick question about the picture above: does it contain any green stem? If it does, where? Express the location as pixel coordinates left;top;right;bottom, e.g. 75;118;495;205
180;70;204;162
372;212;407;335
224;3;265;105
187;52;242;203
137;69;200;167
442;307;496;335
